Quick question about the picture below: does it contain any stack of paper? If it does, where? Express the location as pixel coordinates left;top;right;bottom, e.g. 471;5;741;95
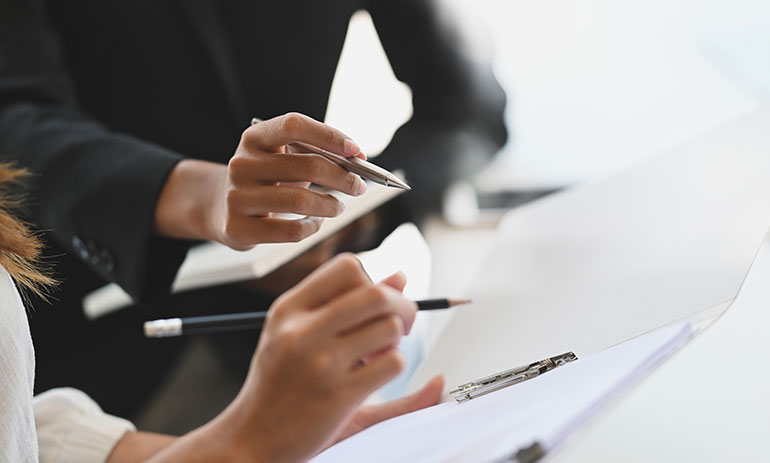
315;322;693;463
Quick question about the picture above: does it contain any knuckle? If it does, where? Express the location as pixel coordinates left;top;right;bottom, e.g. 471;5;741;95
309;218;323;233
261;308;275;327
285;222;307;243
368;285;390;306
270;293;292;315
276;320;303;346
315;193;338;216
334;253;364;276
346;173;359;194
326;126;337;146
280;112;305;135
384;350;407;375
221;219;240;241
227;154;246;174
268;293;301;323
239;127;255;146
383;315;403;340
331;196;344;216
310;351;335;374
224;187;240;209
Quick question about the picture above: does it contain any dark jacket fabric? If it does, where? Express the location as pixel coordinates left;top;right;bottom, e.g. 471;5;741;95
0;0;506;417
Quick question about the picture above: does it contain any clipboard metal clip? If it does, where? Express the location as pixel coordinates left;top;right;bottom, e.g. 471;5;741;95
449;352;578;403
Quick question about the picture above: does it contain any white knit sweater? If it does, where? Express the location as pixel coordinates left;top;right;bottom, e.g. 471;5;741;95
0;266;135;462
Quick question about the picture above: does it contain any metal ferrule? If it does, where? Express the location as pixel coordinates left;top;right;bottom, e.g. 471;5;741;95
143;318;183;338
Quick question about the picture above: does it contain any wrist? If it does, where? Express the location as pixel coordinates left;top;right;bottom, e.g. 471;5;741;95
206;393;276;462
154;159;226;241
143;408;263;463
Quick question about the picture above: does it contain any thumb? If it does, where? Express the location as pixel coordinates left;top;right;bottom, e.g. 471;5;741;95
347;375;444;436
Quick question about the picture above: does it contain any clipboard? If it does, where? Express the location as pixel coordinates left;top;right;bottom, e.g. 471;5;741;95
338;108;770;463
314;322;695;463
449;352;577;403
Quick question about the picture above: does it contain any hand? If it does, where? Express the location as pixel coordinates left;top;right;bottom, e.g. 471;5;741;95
226;254;422;462
239;209;382;296
138;254;440;463
154;112;368;250
332;375;444;445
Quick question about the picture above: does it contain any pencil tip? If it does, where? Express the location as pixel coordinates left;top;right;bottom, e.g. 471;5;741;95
448;298;472;307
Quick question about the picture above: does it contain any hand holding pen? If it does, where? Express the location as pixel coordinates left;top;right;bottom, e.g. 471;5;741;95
251;117;410;190
154;112;406;252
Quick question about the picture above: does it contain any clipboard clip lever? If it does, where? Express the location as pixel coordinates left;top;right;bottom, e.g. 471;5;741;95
449;352;578;403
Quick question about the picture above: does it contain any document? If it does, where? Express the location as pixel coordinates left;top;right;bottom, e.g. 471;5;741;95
315;322;693;463
410;108;770;392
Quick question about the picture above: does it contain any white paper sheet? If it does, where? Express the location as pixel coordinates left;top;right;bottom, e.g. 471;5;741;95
410;108;770;392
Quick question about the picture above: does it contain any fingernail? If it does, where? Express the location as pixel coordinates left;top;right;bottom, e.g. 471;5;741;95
357;178;367;196
357;152;368;160
343;138;361;157
337;201;346;215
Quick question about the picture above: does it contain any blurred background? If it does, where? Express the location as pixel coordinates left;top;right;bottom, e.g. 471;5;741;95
322;0;770;314
327;0;769;188
136;0;770;435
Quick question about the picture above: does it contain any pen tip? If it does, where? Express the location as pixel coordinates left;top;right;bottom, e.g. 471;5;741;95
388;176;411;190
447;298;472;307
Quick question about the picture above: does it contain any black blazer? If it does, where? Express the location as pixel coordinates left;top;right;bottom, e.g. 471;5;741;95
0;0;507;416
0;0;506;306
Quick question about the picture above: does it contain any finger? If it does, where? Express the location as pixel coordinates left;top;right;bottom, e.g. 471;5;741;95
228;186;344;218
350;349;407;394
230;153;365;196
282;143;324;187
277;181;312;189
246;112;362;158
319;284;417;336
283;253;372;309
225;215;322;246
338;314;405;366
332;376;444;443
379;271;407;293
351;375;444;429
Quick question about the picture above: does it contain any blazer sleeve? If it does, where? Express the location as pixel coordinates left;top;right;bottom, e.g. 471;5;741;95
0;0;189;303
366;0;508;215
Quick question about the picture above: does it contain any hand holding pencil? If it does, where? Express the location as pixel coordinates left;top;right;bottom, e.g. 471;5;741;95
143;254;446;462
214;254;444;461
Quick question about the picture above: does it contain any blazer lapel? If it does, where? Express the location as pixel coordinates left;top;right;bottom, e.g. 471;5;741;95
170;0;249;127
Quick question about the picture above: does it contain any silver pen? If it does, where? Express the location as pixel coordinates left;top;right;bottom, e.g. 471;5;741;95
250;118;410;190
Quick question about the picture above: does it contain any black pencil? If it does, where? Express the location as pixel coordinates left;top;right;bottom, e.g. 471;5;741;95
143;298;471;338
